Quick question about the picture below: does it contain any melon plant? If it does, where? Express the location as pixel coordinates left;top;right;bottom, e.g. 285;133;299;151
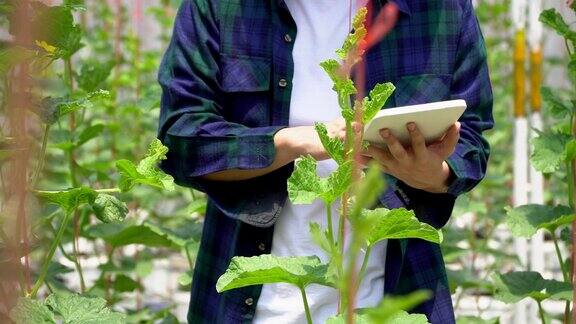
216;8;440;324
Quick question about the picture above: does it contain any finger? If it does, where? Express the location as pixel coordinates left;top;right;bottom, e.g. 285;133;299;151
406;122;426;160
367;145;396;170
437;122;461;158
379;129;409;164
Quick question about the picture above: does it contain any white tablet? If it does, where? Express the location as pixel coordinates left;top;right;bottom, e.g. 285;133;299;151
363;99;466;147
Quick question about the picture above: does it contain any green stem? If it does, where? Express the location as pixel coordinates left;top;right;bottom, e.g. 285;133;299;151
185;244;194;269
299;286;313;324
29;211;73;298
536;299;547;324
326;202;335;247
551;231;569;282
29;124;50;188
357;245;372;288
95;188;121;194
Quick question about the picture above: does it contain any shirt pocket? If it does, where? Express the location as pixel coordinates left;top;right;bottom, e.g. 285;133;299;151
392;73;453;107
220;53;272;127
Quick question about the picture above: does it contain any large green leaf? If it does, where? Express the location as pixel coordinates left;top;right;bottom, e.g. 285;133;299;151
315;122;345;164
505;204;574;237
116;139;175;192
45;292;125;323
492;271;573;303
530;131;571;173
76;60;113;92
36;187;97;213
86;222;185;249
216;255;332;292
362;83;395;123
539;9;576;43
365;208;443;246
91;194;128;223
327;310;429;324
10;297;55;324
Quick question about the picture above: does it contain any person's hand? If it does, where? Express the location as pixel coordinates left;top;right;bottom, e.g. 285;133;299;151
276;117;361;161
359;122;461;193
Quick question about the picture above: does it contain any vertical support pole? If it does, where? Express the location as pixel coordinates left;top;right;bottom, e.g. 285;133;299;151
512;3;529;319
528;0;544;322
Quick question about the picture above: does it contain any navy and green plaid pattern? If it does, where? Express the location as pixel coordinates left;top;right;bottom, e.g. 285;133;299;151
156;0;493;323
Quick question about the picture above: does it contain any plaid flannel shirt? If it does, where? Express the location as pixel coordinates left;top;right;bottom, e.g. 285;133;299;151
156;0;493;323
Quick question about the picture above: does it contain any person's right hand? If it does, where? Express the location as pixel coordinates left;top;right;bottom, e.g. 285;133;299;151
275;116;362;161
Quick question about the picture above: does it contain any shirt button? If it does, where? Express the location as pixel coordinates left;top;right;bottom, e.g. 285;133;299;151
284;34;293;43
245;297;254;306
258;243;266;251
278;78;288;88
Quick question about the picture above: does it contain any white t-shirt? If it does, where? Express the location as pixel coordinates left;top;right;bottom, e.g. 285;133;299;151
253;1;387;323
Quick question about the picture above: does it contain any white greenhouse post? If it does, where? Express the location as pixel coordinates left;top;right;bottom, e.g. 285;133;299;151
512;0;529;322
528;1;544;323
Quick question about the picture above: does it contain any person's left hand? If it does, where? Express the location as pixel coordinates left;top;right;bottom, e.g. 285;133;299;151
359;122;461;193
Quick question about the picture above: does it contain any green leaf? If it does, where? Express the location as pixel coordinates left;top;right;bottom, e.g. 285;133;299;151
36;187;98;213
322;160;353;203
0;46;36;75
541;87;572;119
91;194;128;223
365;208;443;246
309;222;333;253
113;274;140;292
76;60;113;92
75;124;105;147
565;139;576;162
456;316;500;324
30;3;83;59
351;163;386;219
116;139;175;192
10;297;55;324
36;90;111;125
361;290;431;323
505;204;574;237
492;271;573;303
530;131;571;173
288;155;324;204
319;59;356;121
315;122;345;164
335;7;368;60
178;271;194;286
216;255;332;292
86;222;185;249
45;292;125;323
362;83;395;123
539;9;576;43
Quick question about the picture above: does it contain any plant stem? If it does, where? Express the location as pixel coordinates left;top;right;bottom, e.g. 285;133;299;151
185;244;194;269
551;231;569;282
357;245;372;289
536;299;546;324
29;211;73;298
29;124;50;188
299;286;313;324
326;202;335;247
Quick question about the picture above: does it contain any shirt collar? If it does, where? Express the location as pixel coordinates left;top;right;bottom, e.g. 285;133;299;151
276;0;411;17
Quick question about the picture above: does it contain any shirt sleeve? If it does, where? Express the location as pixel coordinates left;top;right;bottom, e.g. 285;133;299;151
156;0;287;191
391;0;494;228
